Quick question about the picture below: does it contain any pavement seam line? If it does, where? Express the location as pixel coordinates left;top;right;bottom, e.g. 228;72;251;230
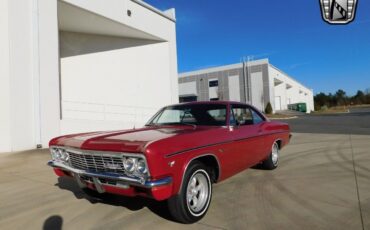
349;134;365;230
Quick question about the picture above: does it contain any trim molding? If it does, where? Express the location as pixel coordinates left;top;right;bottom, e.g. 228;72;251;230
165;131;289;158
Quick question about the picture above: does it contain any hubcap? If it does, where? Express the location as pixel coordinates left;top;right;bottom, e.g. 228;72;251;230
271;143;279;166
186;171;209;214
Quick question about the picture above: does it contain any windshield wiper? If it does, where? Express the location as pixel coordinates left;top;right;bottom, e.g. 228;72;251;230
145;124;158;127
146;122;197;129
178;122;197;129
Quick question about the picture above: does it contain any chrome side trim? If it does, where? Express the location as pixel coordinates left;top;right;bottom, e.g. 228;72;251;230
48;160;171;189
165;131;289;158
178;154;221;195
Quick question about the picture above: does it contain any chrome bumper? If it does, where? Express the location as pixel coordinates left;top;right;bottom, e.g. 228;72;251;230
47;160;172;189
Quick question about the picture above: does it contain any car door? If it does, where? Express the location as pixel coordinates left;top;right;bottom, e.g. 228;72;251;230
230;104;265;168
250;107;270;160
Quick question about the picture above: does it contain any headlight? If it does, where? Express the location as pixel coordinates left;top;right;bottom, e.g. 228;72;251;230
51;148;60;160
60;149;69;161
50;147;69;162
123;158;136;173
122;157;148;175
136;159;147;174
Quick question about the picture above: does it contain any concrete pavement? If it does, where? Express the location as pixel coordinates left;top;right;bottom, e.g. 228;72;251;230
283;107;370;135
0;132;369;230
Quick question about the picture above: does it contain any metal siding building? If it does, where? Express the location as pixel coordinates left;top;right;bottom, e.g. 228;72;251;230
179;59;314;113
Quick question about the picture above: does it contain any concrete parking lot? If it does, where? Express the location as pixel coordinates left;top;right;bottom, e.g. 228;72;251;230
1;109;369;230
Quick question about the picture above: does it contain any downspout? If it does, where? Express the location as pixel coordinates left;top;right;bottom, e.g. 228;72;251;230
242;58;248;103
32;0;42;148
246;56;253;103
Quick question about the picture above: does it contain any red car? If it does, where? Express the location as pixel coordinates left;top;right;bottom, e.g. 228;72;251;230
48;101;290;223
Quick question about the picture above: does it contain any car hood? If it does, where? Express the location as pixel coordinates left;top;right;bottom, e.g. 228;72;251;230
50;126;216;153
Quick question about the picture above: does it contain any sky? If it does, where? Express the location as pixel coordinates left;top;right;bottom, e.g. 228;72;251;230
145;0;370;96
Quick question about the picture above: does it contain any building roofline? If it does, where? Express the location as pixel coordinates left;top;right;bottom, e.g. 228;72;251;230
179;58;313;93
179;58;269;77
132;0;176;22
268;64;313;92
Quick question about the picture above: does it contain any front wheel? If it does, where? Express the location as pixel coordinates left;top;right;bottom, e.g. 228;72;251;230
261;142;280;170
168;161;212;224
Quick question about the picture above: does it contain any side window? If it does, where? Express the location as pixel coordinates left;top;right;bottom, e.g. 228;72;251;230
251;109;264;124
181;110;196;123
231;106;253;126
207;109;227;123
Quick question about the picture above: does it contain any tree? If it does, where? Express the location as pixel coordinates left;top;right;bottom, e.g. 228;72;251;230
315;89;370;109
352;90;365;105
335;89;348;106
314;92;329;109
265;102;273;114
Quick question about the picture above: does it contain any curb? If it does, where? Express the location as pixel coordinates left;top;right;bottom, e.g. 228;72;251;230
268;116;298;120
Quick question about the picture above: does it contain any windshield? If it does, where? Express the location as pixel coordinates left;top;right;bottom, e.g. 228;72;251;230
147;104;227;126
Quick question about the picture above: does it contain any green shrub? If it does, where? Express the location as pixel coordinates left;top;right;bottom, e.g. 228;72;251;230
265;102;273;114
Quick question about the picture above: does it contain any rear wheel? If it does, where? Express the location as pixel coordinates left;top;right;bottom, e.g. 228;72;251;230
261;142;280;170
168;161;212;224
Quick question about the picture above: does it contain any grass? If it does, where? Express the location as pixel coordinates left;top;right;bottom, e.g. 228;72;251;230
349;104;370;108
313;106;349;114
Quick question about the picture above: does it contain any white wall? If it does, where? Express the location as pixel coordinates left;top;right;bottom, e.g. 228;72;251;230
125;0;179;103
7;0;35;151
250;72;264;111
60;32;174;134
0;0;12;152
228;75;241;101
179;82;197;96
38;0;61;148
274;82;287;110
269;65;314;113
0;0;178;152
0;0;60;152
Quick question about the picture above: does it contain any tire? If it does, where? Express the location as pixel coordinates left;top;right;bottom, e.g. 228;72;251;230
168;161;212;224
261;142;280;170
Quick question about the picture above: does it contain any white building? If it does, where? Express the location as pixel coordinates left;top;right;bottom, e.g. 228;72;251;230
0;0;178;153
179;59;314;114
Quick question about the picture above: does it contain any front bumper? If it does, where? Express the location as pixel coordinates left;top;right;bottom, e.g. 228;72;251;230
47;160;173;200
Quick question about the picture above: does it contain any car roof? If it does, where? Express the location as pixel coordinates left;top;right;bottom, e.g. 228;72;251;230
171;101;252;107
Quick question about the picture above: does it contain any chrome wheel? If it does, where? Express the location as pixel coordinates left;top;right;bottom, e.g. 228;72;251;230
186;170;211;216
271;143;279;166
168;161;213;223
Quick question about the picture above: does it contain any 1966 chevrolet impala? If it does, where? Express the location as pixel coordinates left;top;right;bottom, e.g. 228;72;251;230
48;101;290;223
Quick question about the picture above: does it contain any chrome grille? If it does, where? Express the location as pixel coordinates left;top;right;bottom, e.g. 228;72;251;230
68;151;125;174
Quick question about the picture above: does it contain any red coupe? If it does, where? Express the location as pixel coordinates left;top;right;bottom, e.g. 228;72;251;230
48;101;290;223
